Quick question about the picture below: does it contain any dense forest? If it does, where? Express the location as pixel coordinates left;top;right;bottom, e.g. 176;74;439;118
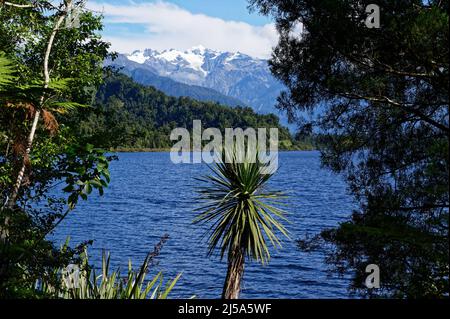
71;73;310;150
251;0;448;297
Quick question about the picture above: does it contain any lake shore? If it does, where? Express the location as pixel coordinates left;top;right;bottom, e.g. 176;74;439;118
111;146;317;152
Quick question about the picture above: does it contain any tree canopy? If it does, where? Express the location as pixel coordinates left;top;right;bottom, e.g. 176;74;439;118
249;0;449;297
73;73;299;150
0;0;113;297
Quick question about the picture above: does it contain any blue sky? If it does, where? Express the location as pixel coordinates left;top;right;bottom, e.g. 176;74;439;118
100;0;271;25
88;0;277;58
147;0;270;25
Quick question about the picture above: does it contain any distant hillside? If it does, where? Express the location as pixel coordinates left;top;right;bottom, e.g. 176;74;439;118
106;47;289;123
106;54;245;107
119;47;285;114
74;73;302;150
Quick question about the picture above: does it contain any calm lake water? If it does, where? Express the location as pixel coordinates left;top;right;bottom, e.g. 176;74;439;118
52;151;357;298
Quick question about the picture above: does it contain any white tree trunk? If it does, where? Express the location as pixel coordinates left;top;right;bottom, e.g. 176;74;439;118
6;0;72;209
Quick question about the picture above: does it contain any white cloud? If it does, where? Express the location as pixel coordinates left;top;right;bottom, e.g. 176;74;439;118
88;1;278;59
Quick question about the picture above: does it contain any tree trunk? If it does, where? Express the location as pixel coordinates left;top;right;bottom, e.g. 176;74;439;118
6;109;40;208
2;1;72;244
5;0;71;209
222;248;245;299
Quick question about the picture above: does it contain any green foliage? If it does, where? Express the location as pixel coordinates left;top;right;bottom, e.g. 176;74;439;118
0;1;116;298
39;239;181;299
0;52;16;88
0;129;115;298
1;2;182;300
61;143;113;209
0;1;113;106
72;73;298;150
0;207;85;298
128;67;245;107
194;144;289;264
250;0;449;297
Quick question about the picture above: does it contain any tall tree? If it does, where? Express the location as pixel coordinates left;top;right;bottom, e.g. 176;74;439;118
1;0;106;208
249;0;448;297
0;0;113;297
195;146;289;298
6;0;72;207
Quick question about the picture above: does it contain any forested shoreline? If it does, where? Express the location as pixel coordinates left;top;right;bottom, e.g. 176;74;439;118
70;73;315;151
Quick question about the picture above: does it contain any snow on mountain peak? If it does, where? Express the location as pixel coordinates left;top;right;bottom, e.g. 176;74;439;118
158;48;207;74
128;50;147;64
126;46;222;75
190;45;206;54
125;46;265;81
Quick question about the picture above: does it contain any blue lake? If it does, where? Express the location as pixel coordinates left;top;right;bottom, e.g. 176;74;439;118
52;151;357;298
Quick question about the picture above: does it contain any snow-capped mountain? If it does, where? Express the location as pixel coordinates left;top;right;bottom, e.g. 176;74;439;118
109;46;285;117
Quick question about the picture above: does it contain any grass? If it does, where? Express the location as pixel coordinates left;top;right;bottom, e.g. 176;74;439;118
38;236;181;299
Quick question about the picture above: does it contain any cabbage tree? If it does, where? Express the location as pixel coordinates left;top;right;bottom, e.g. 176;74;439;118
195;146;289;299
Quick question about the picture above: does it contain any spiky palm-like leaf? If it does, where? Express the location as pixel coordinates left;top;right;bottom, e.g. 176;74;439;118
0;52;17;89
38;243;182;299
194;146;289;264
0;52;83;113
1;77;82;106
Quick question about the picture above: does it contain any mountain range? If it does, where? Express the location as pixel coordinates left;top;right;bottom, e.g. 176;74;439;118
106;46;288;123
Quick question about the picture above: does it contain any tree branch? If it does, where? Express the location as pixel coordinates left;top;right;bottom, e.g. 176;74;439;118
2;1;34;8
6;0;73;209
339;92;449;133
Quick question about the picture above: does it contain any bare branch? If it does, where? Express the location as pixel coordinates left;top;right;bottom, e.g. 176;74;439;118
2;1;34;8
